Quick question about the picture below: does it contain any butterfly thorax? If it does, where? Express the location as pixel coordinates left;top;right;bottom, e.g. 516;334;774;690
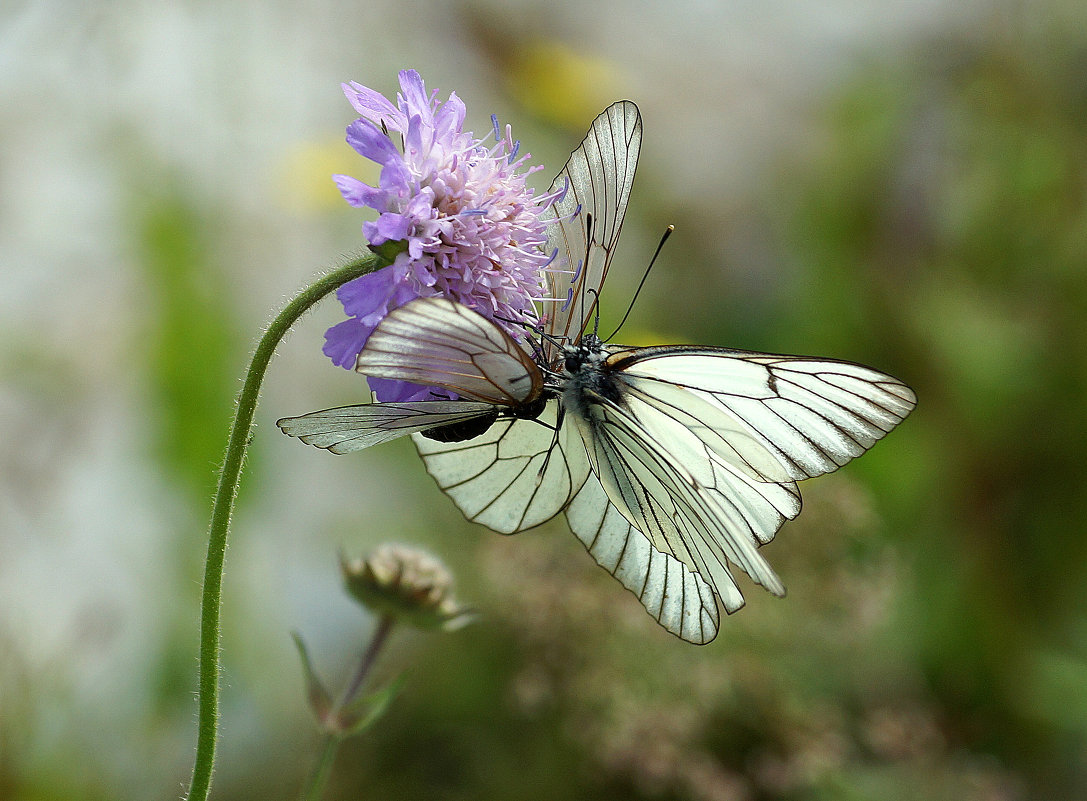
561;334;625;414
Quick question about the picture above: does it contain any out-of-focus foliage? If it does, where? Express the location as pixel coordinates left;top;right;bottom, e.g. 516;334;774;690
136;184;245;505
780;31;1087;796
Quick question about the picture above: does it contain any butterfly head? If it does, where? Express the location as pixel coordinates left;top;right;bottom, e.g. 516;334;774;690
563;333;606;374
560;333;624;411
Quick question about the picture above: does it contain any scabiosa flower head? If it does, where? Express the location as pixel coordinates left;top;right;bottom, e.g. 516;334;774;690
325;70;560;402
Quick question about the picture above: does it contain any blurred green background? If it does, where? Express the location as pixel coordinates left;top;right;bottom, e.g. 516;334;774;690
3;2;1086;799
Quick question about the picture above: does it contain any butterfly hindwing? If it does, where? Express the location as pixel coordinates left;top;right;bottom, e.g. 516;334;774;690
413;401;591;534
564;475;721;644
570;390;791;606
357;297;544;405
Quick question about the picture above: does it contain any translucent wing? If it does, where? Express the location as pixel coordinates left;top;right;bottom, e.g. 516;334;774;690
413;401;591;534
357;297;544;405
277;401;499;453
611;347;918;481
541;101;642;360
569;391;800;616
564;476;721;644
555;346;914;624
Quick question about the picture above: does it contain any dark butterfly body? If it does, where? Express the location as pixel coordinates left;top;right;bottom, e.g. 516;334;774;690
419;411;498;443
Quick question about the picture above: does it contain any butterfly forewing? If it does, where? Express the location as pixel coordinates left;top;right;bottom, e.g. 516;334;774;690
613;349;917;481
615;374;798;486
356;297;544;405
277;401;499;453
542;101;642;359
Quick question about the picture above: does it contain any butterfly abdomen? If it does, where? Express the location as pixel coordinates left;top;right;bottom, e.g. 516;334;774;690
512;394;549;421
419;410;499;443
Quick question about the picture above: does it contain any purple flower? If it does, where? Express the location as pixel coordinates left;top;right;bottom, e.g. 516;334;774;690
325;70;560;402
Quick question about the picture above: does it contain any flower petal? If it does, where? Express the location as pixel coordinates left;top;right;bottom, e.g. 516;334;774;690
322;318;371;369
365;376;456;404
373;212;413;243
378;158;412;195
342;81;401;128
434;91;465;140
337;266;400;321
345;119;400;164
333;174;381;209
403;113;425;162
397;70;430;118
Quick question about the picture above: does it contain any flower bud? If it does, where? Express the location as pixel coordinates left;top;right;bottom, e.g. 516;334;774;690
340;544;476;631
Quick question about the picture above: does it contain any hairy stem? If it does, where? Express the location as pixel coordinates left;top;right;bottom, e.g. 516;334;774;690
185;254;381;801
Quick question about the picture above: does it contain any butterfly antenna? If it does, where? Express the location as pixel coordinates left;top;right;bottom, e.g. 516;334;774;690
576;213;595;331
587;288;602;337
494;312;531;330
603;225;674;342
493;313;565;365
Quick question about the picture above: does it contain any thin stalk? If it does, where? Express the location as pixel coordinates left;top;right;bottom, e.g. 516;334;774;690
299;616;397;801
337;615;395;711
185;254;381;801
299;734;341;801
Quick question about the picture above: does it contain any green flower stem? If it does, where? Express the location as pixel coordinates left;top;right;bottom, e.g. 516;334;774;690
300;733;341;801
337;614;395;711
299;615;397;801
186;253;382;801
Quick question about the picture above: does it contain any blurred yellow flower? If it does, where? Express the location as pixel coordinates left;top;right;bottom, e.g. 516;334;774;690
278;139;378;213
506;40;623;129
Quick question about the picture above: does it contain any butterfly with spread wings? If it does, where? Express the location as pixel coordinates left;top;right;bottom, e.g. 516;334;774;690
278;101;916;644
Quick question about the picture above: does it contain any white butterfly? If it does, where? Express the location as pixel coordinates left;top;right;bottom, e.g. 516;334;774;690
279;101;916;644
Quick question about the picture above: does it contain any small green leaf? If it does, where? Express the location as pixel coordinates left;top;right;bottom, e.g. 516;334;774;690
338;674;406;736
368;238;409;265
292;632;334;728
